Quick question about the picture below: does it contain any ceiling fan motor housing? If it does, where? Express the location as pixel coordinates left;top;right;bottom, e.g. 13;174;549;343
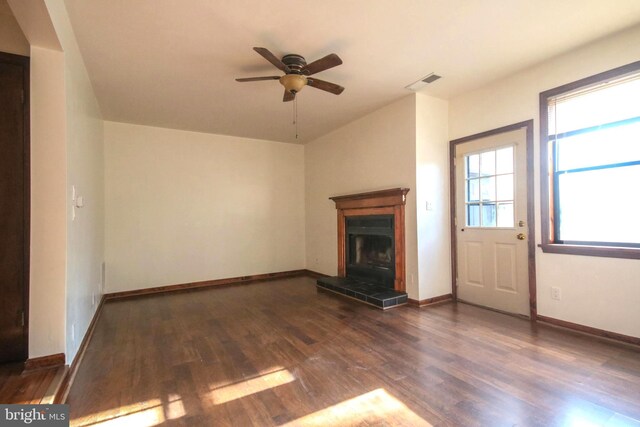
282;54;307;73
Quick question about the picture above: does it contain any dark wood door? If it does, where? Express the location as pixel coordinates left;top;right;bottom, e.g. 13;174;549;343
0;52;29;363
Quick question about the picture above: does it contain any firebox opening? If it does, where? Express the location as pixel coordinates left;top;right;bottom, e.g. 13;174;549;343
349;235;392;269
345;215;395;288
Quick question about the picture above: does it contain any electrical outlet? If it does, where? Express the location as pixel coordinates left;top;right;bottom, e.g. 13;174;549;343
551;287;561;300
426;201;434;211
71;324;75;343
92;292;96;306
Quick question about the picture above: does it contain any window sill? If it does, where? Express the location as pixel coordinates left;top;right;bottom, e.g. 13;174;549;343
539;243;640;260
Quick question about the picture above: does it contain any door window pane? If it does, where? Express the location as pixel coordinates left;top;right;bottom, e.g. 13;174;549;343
481;204;497;227
480;151;495;176
497;203;514;227
497;174;513;201
496;146;514;174
467;204;480;227
467;178;479;202
467;154;480;178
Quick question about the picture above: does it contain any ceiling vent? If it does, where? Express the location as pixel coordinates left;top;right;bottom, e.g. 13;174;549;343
405;73;442;91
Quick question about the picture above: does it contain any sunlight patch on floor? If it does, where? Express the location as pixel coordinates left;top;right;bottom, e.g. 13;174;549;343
281;388;431;426
208;368;296;405
72;395;184;427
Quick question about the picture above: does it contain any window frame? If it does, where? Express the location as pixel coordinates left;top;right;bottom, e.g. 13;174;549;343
539;60;640;259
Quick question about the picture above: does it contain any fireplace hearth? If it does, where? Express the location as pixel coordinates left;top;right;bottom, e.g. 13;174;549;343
316;188;409;310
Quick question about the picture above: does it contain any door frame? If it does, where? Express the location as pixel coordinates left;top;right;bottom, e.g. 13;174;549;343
0;51;30;360
449;120;537;319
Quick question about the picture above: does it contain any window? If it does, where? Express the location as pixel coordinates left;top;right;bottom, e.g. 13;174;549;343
540;61;640;259
465;146;514;228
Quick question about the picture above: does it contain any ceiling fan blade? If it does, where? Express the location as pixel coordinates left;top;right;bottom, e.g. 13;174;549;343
301;53;342;76
254;47;290;73
307;78;344;95
236;76;281;82
283;90;295;102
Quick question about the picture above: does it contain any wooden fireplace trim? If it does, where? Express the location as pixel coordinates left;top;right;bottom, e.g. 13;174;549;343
330;188;410;292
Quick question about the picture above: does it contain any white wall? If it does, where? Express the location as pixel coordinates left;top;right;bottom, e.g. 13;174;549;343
104;122;305;293
0;0;29;56
415;94;451;300
11;0;105;361
28;46;67;358
449;25;640;338
45;0;105;361
304;96;420;299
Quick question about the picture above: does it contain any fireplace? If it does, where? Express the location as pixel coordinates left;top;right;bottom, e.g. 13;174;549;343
346;215;395;288
316;188;409;309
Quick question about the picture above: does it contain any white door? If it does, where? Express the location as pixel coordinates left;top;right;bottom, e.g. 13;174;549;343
455;127;529;316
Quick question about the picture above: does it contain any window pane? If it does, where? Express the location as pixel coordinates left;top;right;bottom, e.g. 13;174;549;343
497;202;514;227
557;165;640;244
467;154;479;178
480;176;495;201
467;178;479;202
550;77;640;135
467;204;480;226
496;146;514;174
556;121;640;171
496;174;513;201
482;204;496;227
480;151;495;176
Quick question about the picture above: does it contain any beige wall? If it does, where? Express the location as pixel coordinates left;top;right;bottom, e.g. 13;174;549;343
304;96;420;298
104;122;306;293
0;0;29;56
10;0;104;360
415;94;451;300
449;25;640;338
28;46;67;358
45;0;105;361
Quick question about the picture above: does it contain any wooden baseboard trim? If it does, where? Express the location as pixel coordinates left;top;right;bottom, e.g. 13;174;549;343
24;353;65;371
408;293;453;308
303;269;330;279
55;295;106;403
105;269;309;300
537;315;640;347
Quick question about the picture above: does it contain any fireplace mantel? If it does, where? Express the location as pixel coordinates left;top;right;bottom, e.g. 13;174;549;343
330;188;410;292
329;188;410;210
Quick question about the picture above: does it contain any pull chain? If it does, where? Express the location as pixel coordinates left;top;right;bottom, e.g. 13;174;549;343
293;95;299;139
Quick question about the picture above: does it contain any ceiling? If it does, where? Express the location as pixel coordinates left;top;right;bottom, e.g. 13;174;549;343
64;0;640;144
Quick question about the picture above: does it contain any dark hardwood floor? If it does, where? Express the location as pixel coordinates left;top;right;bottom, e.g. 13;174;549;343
0;363;65;404
67;277;640;426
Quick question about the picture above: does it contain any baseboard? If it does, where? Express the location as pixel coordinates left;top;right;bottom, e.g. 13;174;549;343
537;315;640;347
24;353;65;371
105;269;309;300
408;293;453;308
303;269;330;278
55;295;106;403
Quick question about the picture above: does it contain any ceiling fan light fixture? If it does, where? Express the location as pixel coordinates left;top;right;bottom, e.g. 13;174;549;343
280;74;308;93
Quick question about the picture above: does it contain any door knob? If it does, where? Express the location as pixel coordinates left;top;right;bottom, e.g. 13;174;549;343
517;233;526;240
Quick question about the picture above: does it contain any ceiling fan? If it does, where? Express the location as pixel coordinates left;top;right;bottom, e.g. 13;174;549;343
236;47;344;102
